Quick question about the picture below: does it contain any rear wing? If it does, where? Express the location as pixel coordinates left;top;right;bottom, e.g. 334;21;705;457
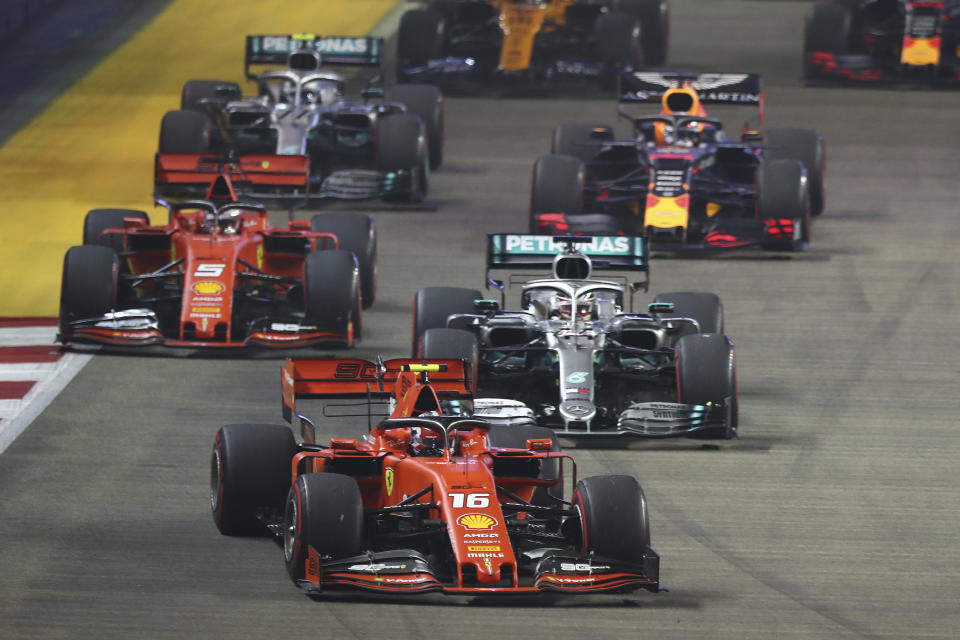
281;357;472;422
621;72;763;111
245;34;383;78
487;234;648;270
153;153;309;200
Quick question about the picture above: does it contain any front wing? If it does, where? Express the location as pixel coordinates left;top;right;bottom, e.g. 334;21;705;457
60;310;353;349
533;213;806;252
297;548;660;595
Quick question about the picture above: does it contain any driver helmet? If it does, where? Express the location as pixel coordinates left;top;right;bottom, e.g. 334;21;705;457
217;209;243;235
409;426;443;457
551;293;595;320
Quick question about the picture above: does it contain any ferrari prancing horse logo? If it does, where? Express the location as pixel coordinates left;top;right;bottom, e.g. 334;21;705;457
385;467;394;496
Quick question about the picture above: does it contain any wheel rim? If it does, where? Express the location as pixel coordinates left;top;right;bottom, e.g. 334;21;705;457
210;448;222;513
283;492;298;563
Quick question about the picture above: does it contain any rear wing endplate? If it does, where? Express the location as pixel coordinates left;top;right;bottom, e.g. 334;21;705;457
245;34;383;78
281;357;472;423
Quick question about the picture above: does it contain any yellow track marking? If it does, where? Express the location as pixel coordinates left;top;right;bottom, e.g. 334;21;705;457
0;0;396;315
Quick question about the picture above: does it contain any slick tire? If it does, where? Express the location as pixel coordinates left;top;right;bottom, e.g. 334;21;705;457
617;0;669;67
158;109;211;154
764;128;826;216
310;214;377;308
551;123;613;163
757;159;810;251
211;424;296;536
653;292;724;335
59;245;118;336
82;209;150;253
675;333;737;438
304;250;360;345
386;84;445;170
284;473;364;581
804;3;851;78
573;475;651;563
593;11;642;70
419;328;479;394
377;113;428;204
412;287;482;355
397;9;445;69
180;79;241;111
530;154;584;233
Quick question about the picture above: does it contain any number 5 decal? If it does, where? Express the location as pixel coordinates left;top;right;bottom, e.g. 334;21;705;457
194;263;225;277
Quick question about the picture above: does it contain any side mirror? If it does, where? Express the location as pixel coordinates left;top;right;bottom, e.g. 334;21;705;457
526;438;554;452
648;301;675;314
474;299;500;312
741;130;763;144
362;87;384;101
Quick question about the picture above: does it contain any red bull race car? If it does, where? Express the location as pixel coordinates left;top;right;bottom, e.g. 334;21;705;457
210;358;661;595
59;162;375;349
530;72;825;251
804;0;960;83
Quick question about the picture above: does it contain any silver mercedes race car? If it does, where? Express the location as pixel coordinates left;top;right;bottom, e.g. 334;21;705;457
411;234;738;440
155;34;443;204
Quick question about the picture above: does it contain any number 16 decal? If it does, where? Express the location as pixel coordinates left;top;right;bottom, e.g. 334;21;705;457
449;493;490;508
194;263;225;277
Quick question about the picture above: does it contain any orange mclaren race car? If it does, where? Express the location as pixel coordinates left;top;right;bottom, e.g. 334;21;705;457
58;160;375;349
210;358;661;595
531;72;825;251
396;0;669;90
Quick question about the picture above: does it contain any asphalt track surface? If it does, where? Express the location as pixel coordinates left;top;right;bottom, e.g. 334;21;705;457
2;0;960;638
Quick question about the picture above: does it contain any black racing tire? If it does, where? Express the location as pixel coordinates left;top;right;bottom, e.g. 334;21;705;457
304;250;360;345
573;475;650;563
804;3;851;77
675;333;737;438
551;123;613;163
757;159;810;251
211;424;296;536
412;286;482;355
59;245;118;335
377;113;428;204
310;214;377;309
764;128;826;216
386;83;444;170
617;0;669;67
181;79;241;111
420;328;479;393
283;473;364;581
397;9;445;68
82;209;149;253
158;109;211;154
593;11;642;69
653;292;724;335
530;154;584;233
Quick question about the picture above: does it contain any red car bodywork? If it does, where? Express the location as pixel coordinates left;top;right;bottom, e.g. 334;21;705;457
63;165;356;348
279;357;661;595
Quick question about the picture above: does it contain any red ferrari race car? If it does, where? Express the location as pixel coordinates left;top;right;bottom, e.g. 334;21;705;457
210;357;661;595
59;161;376;349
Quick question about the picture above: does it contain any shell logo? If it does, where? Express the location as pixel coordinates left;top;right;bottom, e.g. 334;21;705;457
457;513;497;531
193;281;224;295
